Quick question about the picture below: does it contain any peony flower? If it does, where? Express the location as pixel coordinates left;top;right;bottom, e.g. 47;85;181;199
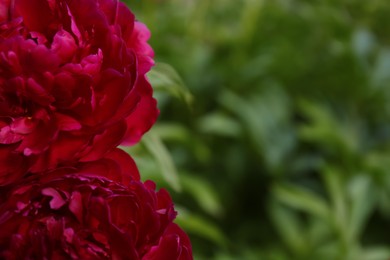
0;151;192;259
0;0;158;185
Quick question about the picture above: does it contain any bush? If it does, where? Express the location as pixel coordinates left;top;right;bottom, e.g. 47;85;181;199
126;0;390;259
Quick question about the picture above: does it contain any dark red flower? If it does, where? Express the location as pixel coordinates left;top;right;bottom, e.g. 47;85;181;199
0;0;158;185
0;152;192;259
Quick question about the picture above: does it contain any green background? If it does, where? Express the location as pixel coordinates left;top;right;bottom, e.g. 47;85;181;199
124;0;390;259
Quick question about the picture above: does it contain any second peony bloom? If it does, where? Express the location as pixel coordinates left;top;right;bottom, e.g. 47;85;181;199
0;149;192;259
0;0;158;185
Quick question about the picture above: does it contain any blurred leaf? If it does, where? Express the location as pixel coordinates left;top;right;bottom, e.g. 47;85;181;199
219;87;295;172
360;247;390;260
128;0;390;258
175;207;228;249
142;132;181;192
352;27;376;63
322;167;377;249
181;173;223;217
312;240;344;260
273;183;329;220
364;152;390;216
152;123;190;143
347;175;376;240
298;99;360;155
372;48;390;87
321;166;349;240
239;0;264;46
148;62;193;106
197;112;241;137
153;123;211;163
269;201;307;255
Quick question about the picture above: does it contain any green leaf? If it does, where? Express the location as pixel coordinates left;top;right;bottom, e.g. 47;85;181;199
298;99;359;155
360;247;390;260
181;173;223;217
321;166;349;240
197;112;241;137
152;123;211;163
239;0;264;46
219;88;294;172
148;62;193;106
142;131;181;192
347;175;376;240
273;183;330;220
152;123;190;143
175;206;228;248
269;201;307;255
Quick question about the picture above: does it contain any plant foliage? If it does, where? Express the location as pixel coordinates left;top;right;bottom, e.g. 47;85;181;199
125;0;390;259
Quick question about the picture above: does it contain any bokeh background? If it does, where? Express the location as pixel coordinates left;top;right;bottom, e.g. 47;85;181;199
124;0;390;259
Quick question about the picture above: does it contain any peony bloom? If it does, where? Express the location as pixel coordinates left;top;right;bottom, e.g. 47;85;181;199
0;150;192;259
0;0;158;185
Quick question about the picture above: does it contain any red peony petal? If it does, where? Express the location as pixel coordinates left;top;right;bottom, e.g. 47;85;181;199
15;118;58;156
52;29;78;62
26;78;54;104
0;0;12;23
129;22;155;74
80;121;127;162
42;187;67;210
122;76;158;146
103;148;140;181
69;191;83;223
0;146;27;186
15;0;53;34
10;117;38;135
0;167;192;259
30;133;89;172
142;223;193;260
0;0;160;187
142;231;181;260
56;113;82;131
0;125;23;144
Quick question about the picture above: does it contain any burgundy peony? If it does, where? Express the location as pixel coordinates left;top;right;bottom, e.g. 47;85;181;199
0;0;158;185
0;150;192;259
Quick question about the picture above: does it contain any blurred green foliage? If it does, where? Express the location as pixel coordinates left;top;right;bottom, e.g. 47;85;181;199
124;0;390;259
